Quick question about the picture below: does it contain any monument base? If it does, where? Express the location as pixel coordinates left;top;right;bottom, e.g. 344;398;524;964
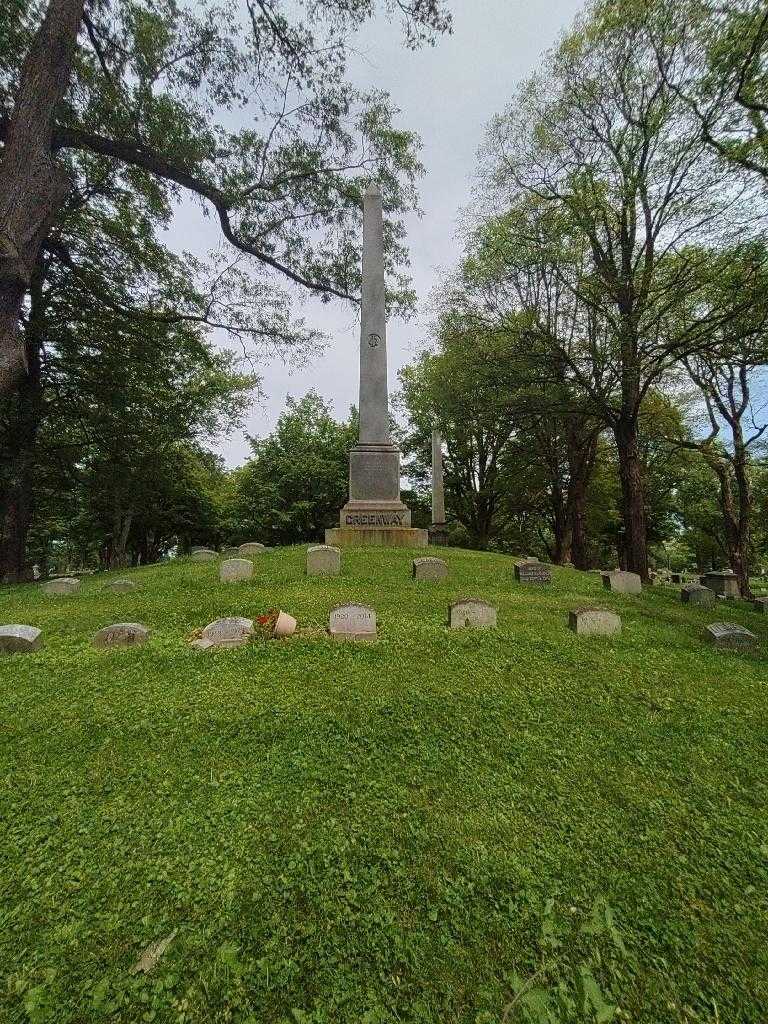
325;527;428;548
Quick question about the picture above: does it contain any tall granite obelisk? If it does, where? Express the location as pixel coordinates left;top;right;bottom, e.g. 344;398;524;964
326;183;427;548
428;428;449;546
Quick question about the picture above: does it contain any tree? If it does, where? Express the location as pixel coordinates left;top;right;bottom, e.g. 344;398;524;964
0;252;254;578
655;0;768;183
0;0;451;394
478;0;763;578
399;328;520;550
225;392;356;545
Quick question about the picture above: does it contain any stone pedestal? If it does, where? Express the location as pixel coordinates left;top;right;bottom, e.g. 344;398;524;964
702;570;740;599
326;526;427;548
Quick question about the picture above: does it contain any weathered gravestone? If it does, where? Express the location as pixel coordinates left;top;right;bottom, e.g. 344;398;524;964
705;622;758;650
681;583;714;607
104;579;138;593
0;624;42;654
93;622;150;648
753;596;768;614
239;542;266;557
190;549;217;563
329;604;377;640
448;598;497;629
568;607;621;637
412;557;448;581
41;577;80;596
221;546;240;558
601;571;642;596
219;558;254;583
514;561;552;585
702;570;740;599
194;616;255;650
307;545;341;576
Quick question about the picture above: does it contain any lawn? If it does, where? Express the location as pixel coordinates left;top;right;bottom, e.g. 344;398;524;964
1;546;766;1023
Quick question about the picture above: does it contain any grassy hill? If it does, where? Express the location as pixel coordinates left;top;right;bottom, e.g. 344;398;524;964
1;546;766;1023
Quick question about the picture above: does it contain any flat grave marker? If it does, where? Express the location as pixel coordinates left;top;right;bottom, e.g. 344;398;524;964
705;621;758;650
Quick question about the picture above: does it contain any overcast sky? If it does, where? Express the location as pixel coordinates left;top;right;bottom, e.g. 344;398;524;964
168;0;584;466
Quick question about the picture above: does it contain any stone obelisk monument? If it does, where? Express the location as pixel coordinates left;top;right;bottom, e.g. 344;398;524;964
428;428;449;546
326;183;427;548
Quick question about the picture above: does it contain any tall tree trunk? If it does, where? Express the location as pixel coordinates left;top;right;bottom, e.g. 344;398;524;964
0;271;45;581
0;0;84;394
709;455;752;599
614;417;649;580
550;480;570;564
565;422;598;570
567;473;588;570
108;505;133;569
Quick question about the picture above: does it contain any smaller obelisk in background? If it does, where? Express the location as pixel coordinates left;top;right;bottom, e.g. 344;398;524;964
326;183;427;548
429;429;449;546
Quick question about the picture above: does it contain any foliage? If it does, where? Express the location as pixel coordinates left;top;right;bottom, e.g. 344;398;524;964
224;392;357;545
1;545;768;1021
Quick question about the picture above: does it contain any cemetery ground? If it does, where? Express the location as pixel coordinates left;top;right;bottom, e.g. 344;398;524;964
1;548;767;1024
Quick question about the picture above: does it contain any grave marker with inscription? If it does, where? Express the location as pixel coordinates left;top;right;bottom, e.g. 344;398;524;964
325;184;426;549
104;579;138;593
41;577;80;595
238;542;266;556
412;557;448;581
93;622;150;648
220;558;254;583
198;617;254;649
702;570;740;599
0;624;42;654
681;583;714;606
448;599;497;629
190;549;217;562
705;621;758;650
329;604;377;640
514;561;552;585
307;545;341;576
601;570;642;595
568;608;621;636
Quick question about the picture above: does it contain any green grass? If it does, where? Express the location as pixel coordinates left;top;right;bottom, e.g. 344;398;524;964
1;546;766;1023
